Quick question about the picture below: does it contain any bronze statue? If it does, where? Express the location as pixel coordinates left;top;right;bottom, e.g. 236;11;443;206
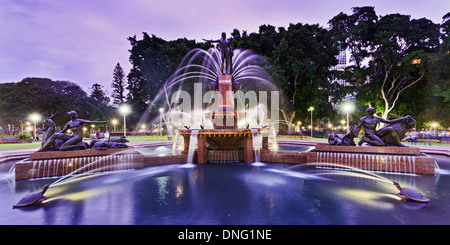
328;125;358;146
328;107;416;147
38;111;107;152
41;111;58;148
203;32;233;74
89;136;129;150
356;107;414;147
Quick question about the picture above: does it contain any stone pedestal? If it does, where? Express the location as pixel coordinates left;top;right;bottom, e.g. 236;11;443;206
261;136;270;153
178;129;257;163
211;75;237;129
15;147;144;180
307;143;435;175
197;135;208;164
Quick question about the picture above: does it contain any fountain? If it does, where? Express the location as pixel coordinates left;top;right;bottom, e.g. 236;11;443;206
2;34;447;223
11;44;437;182
178;73;271;163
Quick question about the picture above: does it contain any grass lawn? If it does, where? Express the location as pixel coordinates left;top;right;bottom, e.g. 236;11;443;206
0;136;171;150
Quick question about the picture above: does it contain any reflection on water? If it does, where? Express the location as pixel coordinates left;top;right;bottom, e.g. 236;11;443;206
0;147;449;225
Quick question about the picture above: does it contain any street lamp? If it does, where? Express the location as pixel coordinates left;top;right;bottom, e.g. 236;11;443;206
342;101;355;133
430;122;439;136
111;119;118;132
159;108;164;136
308;106;314;138
29;113;41;141
119;104;131;137
296;121;301;133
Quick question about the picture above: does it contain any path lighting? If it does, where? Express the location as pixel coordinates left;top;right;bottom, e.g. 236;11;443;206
159;108;164;136
111;119;118;132
296;121;302;133
342;101;355;133
29;113;41;141
431;122;439;135
119;104;131;137
308;107;314;138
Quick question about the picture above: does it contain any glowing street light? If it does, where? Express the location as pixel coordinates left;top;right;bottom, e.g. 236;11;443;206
159;108;164;136
308;106;314;138
342;101;355;133
296;121;302;133
119;104;131;137
430;122;439;135
111;118;119;132
430;122;439;129
29;113;41;141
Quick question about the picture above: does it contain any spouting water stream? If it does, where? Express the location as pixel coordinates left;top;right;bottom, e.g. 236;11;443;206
179;129;199;168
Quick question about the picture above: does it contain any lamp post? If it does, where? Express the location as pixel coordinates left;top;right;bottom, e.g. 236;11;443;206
308;106;314;138
342;101;355;133
29;113;41;141
159;108;164;136
119;104;131;137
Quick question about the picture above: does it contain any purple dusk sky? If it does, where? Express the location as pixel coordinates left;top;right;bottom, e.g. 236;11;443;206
1;0;449;93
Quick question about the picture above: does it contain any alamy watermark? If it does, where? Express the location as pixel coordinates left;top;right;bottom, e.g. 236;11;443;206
168;83;280;130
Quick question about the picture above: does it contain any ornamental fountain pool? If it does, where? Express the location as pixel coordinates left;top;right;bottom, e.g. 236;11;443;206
1;145;450;225
2;42;448;224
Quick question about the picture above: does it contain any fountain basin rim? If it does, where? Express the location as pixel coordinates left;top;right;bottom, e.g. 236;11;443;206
178;128;271;136
30;147;136;160
315;143;420;156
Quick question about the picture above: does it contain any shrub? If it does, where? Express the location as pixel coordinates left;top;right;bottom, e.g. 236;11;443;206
18;133;33;143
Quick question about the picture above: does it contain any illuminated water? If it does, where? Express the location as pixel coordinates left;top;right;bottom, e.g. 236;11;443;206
0;146;449;225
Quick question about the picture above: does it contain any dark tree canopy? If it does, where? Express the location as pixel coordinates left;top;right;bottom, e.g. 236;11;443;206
0;78;91;134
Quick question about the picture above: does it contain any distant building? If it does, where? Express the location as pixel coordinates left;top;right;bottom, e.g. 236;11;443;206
331;48;347;73
329;48;355;107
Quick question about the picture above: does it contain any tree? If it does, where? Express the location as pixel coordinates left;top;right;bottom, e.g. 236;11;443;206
126;33;210;129
416;12;450;128
329;7;441;121
0;78;91;135
88;83;110;108
111;62;126;106
231;24;342;129
87;83;112;130
371;14;440;120
270;23;341;127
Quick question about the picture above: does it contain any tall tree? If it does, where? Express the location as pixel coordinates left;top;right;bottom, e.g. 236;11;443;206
329;7;441;121
87;83;111;126
0;78;91;134
111;62;126;106
417;12;450;128
88;83;110;109
371;14;440;119
231;24;342;128
126;33;210;129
